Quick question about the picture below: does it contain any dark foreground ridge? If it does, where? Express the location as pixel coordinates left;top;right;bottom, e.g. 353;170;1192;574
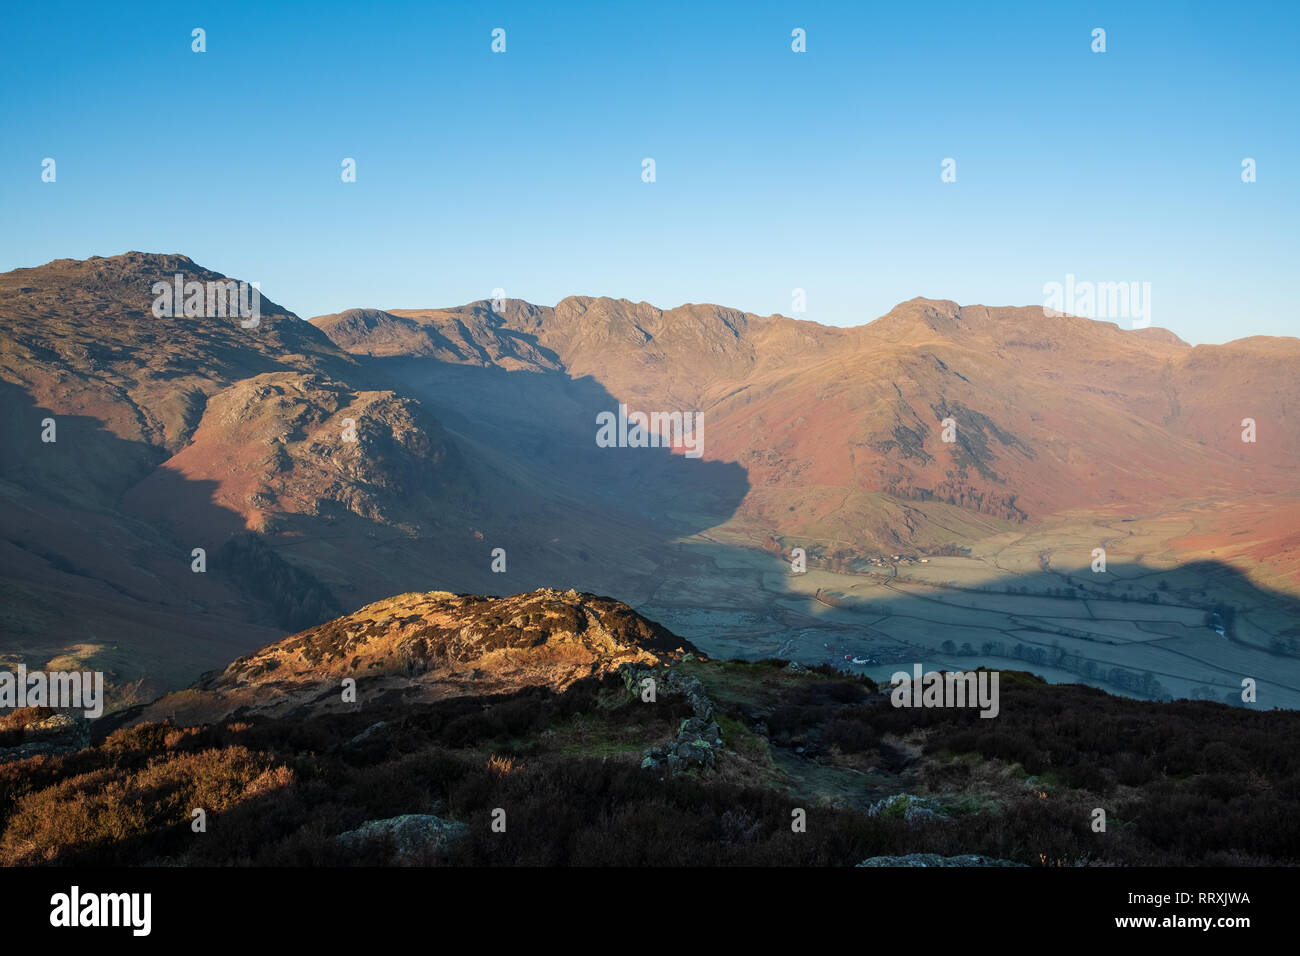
2;590;1298;866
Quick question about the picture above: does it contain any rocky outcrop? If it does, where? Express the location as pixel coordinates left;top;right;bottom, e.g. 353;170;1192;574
128;589;699;725
335;814;468;864
0;712;90;764
629;664;724;774
866;793;950;825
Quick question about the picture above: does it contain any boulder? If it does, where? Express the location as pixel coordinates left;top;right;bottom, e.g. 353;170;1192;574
867;793;948;824
336;814;468;863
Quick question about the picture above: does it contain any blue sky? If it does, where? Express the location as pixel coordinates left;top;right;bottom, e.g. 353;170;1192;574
1;0;1296;344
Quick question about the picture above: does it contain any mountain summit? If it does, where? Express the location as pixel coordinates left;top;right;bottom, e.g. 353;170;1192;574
312;290;1298;541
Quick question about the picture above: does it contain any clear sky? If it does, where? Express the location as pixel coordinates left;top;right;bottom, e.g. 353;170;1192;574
1;0;1296;344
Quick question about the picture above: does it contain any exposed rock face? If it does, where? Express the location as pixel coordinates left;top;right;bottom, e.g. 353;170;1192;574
123;369;474;538
0;710;90;764
336;814;468;864
128;589;700;725
866;793;950;825
0;252;485;695
631;665;723;773
0;252;352;470
313;294;1300;532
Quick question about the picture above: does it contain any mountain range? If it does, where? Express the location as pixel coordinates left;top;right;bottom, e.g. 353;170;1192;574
2;252;1297;703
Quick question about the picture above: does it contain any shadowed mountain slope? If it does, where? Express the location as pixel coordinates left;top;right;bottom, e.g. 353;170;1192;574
2;252;1295;707
314;294;1299;575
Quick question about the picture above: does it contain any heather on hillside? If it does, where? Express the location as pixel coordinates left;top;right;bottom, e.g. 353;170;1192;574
3;662;1296;867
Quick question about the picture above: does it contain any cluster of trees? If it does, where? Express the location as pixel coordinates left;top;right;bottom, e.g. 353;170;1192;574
928;543;973;558
940;640;978;656
974;640;1170;700
1002;585;1085;599
1202;603;1236;637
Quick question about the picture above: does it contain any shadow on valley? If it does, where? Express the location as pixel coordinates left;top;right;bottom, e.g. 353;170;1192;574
646;537;1300;710
0;360;753;693
5;357;1300;718
0;381;327;687
373;355;751;542
6;362;1300;866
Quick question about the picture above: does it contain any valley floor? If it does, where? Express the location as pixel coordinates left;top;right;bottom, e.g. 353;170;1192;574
638;504;1300;710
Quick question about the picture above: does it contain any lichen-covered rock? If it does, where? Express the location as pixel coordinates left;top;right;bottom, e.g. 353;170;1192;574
349;720;387;744
0;711;90;764
904;804;943;824
866;793;948;824
632;665;723;773
133;590;701;726
336;813;468;863
26;713;82;737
